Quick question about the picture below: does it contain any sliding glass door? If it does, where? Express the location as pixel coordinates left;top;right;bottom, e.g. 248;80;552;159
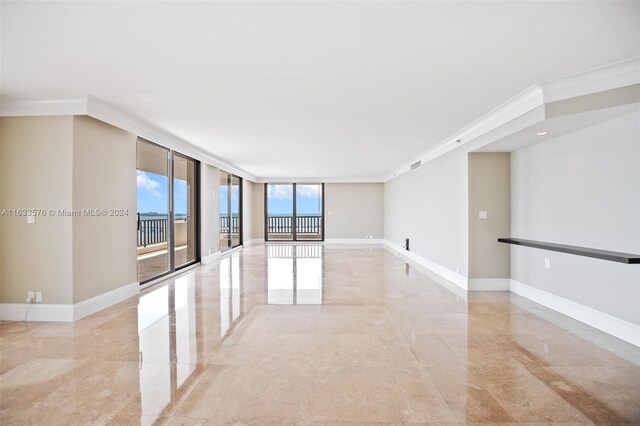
137;140;171;282
173;153;198;269
265;183;324;241
137;138;199;283
265;184;294;241
219;171;242;252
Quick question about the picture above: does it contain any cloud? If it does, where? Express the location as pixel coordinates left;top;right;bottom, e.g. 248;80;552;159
137;171;161;198
267;184;321;200
268;184;293;200
296;184;320;198
175;178;187;193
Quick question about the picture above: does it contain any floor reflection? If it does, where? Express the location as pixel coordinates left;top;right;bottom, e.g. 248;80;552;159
1;245;639;424
267;244;323;305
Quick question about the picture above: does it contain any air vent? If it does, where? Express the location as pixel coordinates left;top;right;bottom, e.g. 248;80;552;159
410;161;422;171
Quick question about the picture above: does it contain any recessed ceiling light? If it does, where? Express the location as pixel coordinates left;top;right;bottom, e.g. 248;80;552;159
536;131;549;136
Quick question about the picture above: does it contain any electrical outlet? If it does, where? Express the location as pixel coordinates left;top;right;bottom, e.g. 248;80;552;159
545;258;551;269
27;292;35;303
35;292;43;303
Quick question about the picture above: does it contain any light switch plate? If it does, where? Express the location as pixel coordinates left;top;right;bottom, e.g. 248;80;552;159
545;258;551;269
478;211;488;220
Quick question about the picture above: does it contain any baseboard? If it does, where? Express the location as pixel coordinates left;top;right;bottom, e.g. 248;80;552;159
0;303;74;322
468;278;511;291
243;239;264;247
384;240;468;291
0;282;139;323
324;238;385;244
510;279;640;347
73;281;139;320
201;251;221;264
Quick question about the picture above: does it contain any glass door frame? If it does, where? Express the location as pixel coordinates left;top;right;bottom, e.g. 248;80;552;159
172;151;201;273
220;172;243;251
264;182;325;242
137;137;201;285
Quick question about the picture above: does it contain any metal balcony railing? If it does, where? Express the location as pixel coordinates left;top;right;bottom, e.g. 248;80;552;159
137;218;168;247
267;216;322;235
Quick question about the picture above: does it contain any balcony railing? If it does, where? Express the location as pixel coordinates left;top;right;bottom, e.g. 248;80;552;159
267;216;322;235
220;216;241;235
137;218;168;247
137;215;321;247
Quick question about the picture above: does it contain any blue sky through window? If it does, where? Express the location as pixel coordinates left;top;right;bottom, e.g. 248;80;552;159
267;184;322;216
219;185;240;216
137;170;188;216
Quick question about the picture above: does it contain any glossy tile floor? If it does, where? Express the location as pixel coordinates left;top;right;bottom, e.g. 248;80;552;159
2;245;640;425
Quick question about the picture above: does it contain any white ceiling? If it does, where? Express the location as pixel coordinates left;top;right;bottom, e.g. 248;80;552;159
2;1;639;180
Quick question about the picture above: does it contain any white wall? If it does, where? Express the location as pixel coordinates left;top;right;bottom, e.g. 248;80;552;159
511;111;640;325
325;183;384;239
385;148;469;277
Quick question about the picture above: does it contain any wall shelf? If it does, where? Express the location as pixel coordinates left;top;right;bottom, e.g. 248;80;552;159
498;238;640;264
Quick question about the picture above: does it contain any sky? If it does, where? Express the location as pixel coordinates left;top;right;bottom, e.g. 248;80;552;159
219;184;240;216
137;171;188;215
138;173;322;217
267;184;322;216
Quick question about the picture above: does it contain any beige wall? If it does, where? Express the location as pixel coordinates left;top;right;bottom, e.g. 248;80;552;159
1;116;74;304
201;163;220;256
72;116;137;303
242;180;254;243
468;153;510;279
251;183;265;239
325;183;384;239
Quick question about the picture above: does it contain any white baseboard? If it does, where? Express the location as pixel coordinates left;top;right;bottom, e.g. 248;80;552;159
73;282;139;320
0;303;74;322
243;239;264;247
324;238;385;244
0;282;139;323
201;251;221;264
509;279;640;347
468;278;511;291
384;240;468;291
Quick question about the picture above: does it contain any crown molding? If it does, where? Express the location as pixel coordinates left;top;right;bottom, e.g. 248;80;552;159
541;57;640;103
384;84;544;181
0;95;257;181
3;58;638;184
384;57;640;182
85;96;256;181
0;97;87;116
254;176;386;184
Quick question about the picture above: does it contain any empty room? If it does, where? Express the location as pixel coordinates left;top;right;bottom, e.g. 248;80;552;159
1;1;639;424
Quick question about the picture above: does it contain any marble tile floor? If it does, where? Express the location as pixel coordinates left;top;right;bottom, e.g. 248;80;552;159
1;245;639;425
